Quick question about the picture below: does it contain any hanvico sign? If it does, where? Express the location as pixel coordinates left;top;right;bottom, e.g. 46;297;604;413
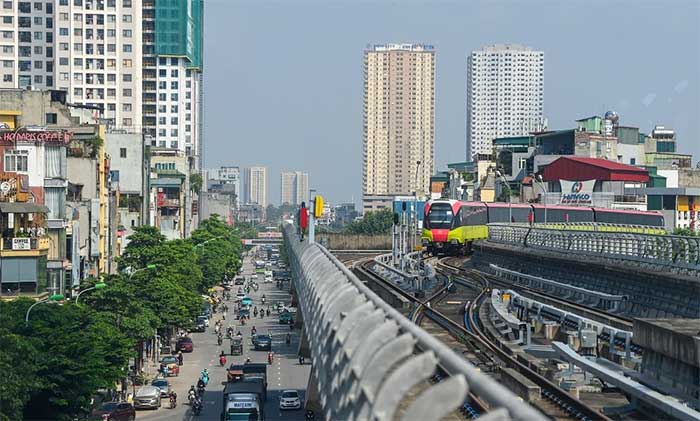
560;180;595;205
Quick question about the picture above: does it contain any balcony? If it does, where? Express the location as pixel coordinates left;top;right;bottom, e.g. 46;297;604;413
157;198;181;209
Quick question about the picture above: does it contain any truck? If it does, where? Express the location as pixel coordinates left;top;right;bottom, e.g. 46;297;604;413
226;363;268;397
221;379;265;421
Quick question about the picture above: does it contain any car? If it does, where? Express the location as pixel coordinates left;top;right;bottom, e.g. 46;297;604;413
253;334;272;351
193;318;206;332
234;277;245;285
236;292;246;301
279;311;293;324
279;390;301;410
90;401;135;421
150;378;171;398
177;336;193;352
197;315;209;327
133;386;161;410
241;297;253;307
159;356;179;376
238;308;250;319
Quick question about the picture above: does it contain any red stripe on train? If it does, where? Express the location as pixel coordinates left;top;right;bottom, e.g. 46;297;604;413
431;229;449;242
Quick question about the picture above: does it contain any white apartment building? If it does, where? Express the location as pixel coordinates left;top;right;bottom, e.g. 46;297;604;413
362;43;435;205
242;166;266;207
53;0;143;128
208;165;239;207
280;170;308;206
467;44;544;160
155;56;200;156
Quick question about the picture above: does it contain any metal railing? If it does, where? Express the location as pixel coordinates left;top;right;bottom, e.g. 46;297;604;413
487;224;700;276
283;223;545;421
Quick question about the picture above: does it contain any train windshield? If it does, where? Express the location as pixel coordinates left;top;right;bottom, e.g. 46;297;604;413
426;203;454;229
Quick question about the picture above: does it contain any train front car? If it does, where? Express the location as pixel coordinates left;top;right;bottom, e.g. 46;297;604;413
422;199;458;254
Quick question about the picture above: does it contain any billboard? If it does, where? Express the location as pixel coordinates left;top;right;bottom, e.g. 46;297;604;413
559;180;595;205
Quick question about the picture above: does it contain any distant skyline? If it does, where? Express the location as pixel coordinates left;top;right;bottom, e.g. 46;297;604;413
204;0;699;205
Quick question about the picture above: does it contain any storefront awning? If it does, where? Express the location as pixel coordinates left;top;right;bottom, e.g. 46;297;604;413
0;203;50;214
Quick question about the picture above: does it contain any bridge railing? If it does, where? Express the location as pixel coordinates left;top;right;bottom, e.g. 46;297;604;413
487;223;700;276
283;223;545;421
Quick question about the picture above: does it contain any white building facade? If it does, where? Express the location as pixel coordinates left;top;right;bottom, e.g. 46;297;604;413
467;44;544;160
280;170;308;206
243;166;266;207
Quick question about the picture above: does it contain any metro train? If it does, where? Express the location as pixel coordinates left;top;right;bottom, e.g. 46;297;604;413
421;199;665;255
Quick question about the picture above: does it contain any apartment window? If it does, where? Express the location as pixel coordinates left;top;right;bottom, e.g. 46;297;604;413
170;93;178;101
45;17;52;28
73;87;82;96
33;31;42;40
73;73;82;81
106;29;115;37
158;81;166;89
170;58;177;65
73;42;82;52
3;74;12;82
171;129;178;137
2;1;11;9
1;31;11;39
185;102;191;111
33;75;42;84
122;29;132;38
45;75;53;87
59;0;67;4
107;0;114;6
107;88;115;96
158;93;166;101
158;129;166;137
122;0;130;6
59;57;68;65
170;105;178;113
33;17;42;25
18;60;30;71
107;103;115;111
185;91;191;99
122;88;132;97
119;148;126;158
46;2;51;13
18;32;31;42
33;59;42;68
122;118;132;126
59;72;68;80
122;44;131;53
2;60;12;68
170;141;178;149
4;150;29;172
59;42;68;51
122;15;131;23
158;69;166;77
19;2;31;12
45;113;57;124
106;14;115;23
122;59;132;68
158;105;166;113
122;73;131;82
170;81;178;89
158;57;166;65
18;16;31;27
107;44;115;52
73;58;82;66
185;80;191;88
185;124;191;132
59;27;68;36
73;0;81;4
46;60;52;71
73;28;82;36
122;103;131;112
73;13;81;22
170;116;178;124
2;16;13;24
158;117;166;124
171;69;178;77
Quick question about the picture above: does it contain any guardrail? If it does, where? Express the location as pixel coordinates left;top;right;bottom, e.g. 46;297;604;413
487;224;700;276
283;223;545;421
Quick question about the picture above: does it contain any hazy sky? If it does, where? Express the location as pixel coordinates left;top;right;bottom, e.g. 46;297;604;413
204;0;700;205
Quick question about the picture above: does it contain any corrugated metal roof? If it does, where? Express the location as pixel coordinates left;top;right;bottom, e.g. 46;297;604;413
564;156;648;172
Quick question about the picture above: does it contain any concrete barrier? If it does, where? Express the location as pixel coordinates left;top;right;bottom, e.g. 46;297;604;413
500;368;541;402
316;233;420;250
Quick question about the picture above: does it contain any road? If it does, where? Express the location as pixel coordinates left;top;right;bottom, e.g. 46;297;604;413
137;253;311;421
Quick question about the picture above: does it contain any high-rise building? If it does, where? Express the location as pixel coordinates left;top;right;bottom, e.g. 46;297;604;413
362;43;435;208
242;166;266;207
280;170;309;206
467;44;544;160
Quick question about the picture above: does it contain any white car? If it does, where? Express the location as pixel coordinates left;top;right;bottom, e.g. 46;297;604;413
235;293;246;302
279;390;301;410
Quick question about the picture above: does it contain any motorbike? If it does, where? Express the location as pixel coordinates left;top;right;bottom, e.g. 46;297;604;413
305;410;315;420
197;384;205;396
219;355;227;367
217;335;223;346
286;334;291;345
260;312;264;319
188;389;197;404
266;309;271;317
268;352;274;365
169;392;177;409
192;398;203;415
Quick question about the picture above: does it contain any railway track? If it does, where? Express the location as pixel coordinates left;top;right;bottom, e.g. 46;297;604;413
356;258;609;421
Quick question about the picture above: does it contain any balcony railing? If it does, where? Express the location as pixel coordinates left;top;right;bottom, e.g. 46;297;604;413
1;237;50;251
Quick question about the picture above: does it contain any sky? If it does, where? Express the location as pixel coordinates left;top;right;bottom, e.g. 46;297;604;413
204;0;700;206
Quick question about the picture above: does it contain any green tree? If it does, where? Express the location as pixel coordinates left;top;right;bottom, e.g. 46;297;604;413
190;173;203;194
117;225;166;271
345;209;394;234
192;215;242;289
673;227;697;236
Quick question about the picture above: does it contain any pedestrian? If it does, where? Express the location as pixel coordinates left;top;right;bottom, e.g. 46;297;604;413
298;355;304;365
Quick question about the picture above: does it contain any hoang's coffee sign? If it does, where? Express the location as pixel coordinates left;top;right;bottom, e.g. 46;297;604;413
0;130;73;144
559;179;595;205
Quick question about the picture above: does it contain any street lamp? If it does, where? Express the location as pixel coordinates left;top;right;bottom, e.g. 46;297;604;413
75;282;107;304
128;264;157;281
25;293;64;326
530;173;547;225
194;235;224;248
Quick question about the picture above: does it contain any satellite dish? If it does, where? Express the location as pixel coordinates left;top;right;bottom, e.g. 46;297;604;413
0;182;10;194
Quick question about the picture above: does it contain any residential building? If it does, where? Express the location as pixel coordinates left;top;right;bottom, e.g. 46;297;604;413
280;170;308;206
362;43;435;210
54;0;143;129
242;166;266;207
207;166;239;207
333;202;357;227
467;44;544;160
200;191;234;225
238;203;264;224
149;148;187;240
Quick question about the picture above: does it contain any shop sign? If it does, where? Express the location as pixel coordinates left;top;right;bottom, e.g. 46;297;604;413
0;131;73;144
12;238;31;250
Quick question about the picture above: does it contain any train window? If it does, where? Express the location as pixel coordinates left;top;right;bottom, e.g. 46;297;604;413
426;203;454;229
461;206;487;225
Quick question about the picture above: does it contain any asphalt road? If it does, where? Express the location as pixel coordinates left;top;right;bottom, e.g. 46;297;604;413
137;253;311;421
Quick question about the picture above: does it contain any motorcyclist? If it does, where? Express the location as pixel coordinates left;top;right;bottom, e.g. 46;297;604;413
169;390;177;408
219;352;227;367
245;357;251;364
267;352;274;365
188;385;196;403
217;332;223;346
177;350;183;366
253;306;258;317
286;333;291;345
192;396;203;415
196;378;206;395
251;326;257;336
266;308;271;317
236;330;242;337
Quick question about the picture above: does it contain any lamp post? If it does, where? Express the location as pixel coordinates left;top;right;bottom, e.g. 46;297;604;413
194;235;224;248
75;282;107;304
128;264;157;281
530;173;547;225
495;170;512;223
25;293;64;326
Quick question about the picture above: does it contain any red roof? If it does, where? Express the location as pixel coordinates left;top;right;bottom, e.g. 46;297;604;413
543;156;649;183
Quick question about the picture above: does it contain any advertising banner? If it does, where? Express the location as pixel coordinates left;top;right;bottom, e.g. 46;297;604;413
560;179;595;205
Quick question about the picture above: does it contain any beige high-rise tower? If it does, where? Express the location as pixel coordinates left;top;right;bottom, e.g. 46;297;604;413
362;43;435;210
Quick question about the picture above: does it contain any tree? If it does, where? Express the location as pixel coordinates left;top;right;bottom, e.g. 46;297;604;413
265;204;297;224
673;227;697;236
117;225;166;271
190;173;203;194
192;215;242;289
345;209;394;234
0;299;132;421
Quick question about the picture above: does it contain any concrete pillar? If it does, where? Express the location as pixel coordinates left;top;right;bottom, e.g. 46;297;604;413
609;329;617;355
625;334;631;359
298;325;311;359
304;362;323;414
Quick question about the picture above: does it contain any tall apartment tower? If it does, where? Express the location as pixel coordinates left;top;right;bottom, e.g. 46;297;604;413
243;166;267;207
362;43;435;205
467;44;544;160
280;170;308;206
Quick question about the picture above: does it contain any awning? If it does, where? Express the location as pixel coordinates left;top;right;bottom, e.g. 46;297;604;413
0;202;50;214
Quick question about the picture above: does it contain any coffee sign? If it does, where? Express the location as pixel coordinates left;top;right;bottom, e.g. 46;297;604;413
0;131;73;144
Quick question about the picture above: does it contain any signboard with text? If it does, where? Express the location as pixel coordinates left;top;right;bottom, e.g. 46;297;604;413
12;238;31;250
559;179;595;205
0;130;73;144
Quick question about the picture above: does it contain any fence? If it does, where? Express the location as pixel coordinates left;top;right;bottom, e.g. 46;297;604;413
487;224;700;277
283;223;545;421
